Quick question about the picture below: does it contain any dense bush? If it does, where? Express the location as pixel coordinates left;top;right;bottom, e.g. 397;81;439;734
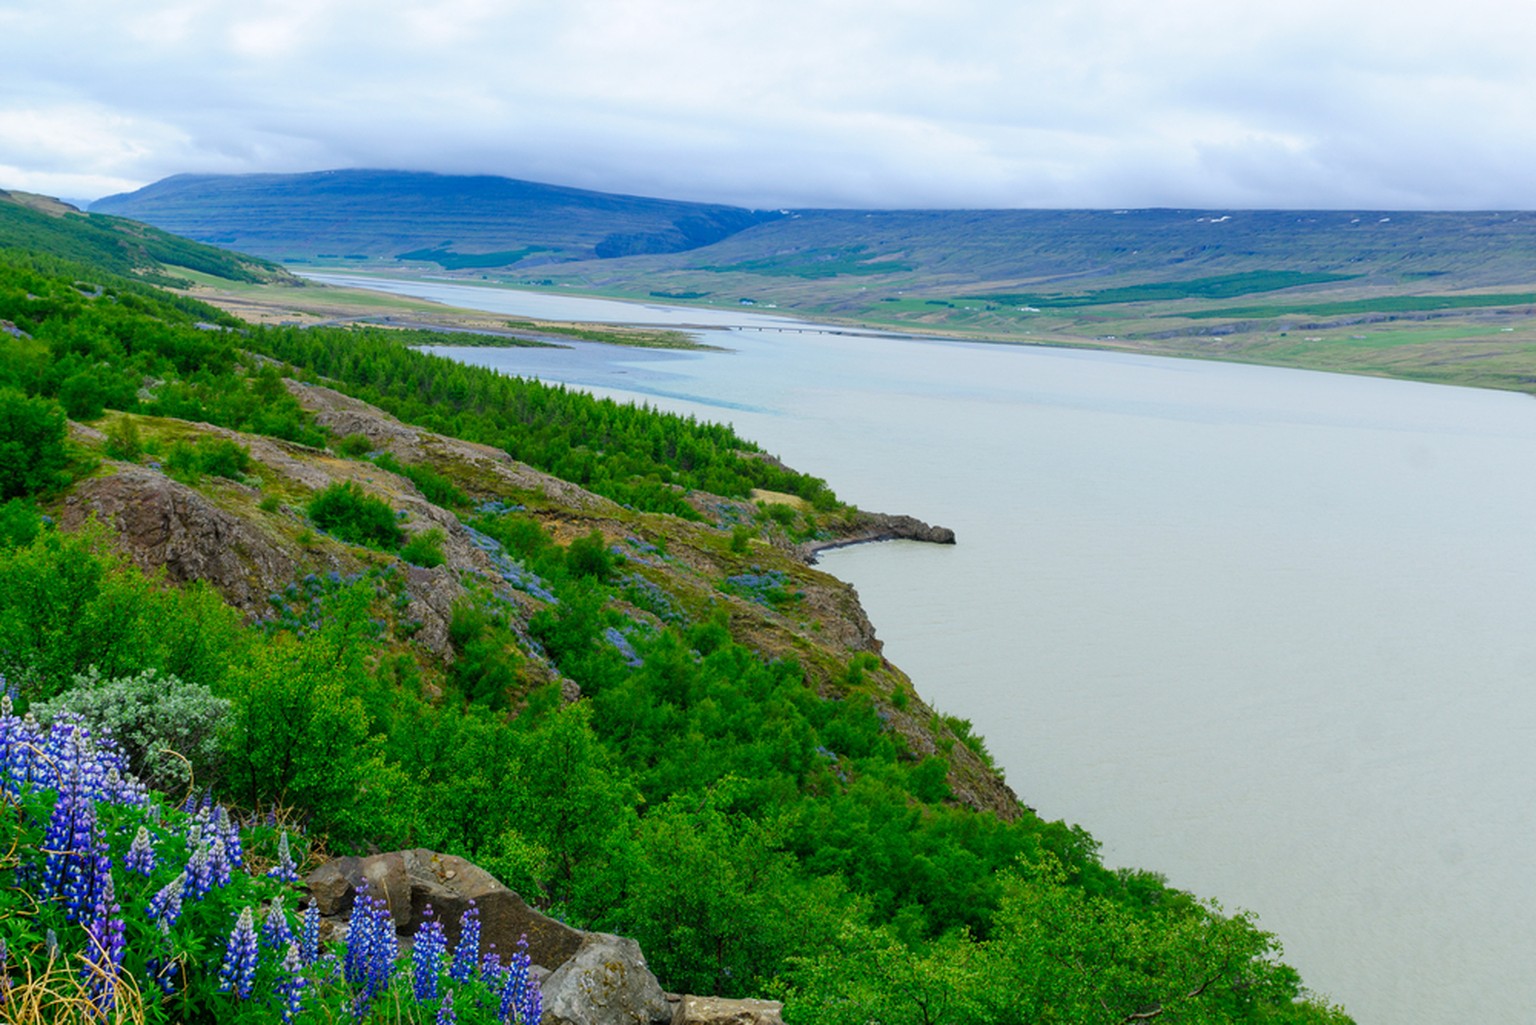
31;667;231;794
0;386;69;499
306;481;403;549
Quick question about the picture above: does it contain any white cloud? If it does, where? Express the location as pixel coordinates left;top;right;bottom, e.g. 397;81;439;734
4;0;1536;208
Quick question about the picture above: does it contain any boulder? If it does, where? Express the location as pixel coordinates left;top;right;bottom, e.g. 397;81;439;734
304;848;584;971
671;995;785;1025
542;933;671;1025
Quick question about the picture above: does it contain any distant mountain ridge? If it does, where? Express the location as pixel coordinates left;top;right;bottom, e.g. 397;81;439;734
91;169;780;268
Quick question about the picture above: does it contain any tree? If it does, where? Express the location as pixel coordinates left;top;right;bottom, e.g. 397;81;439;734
0;387;68;499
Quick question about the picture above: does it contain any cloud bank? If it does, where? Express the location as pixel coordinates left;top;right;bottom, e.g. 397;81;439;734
4;0;1536;209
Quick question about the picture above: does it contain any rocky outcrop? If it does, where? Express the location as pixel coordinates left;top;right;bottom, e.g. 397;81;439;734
669;996;784;1025
799;510;956;562
542;933;671;1025
59;464;313;611
304;848;585;972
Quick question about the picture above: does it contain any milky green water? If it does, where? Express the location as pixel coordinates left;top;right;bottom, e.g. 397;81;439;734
318;274;1536;1024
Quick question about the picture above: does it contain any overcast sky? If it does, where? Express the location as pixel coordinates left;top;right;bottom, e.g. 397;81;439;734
3;0;1535;210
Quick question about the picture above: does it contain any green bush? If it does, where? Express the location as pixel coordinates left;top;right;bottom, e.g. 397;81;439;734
0;387;69;499
401;527;447;568
32;666;231;794
307;480;403;549
567;530;617;581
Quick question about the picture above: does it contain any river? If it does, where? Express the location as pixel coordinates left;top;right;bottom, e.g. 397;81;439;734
309;273;1536;1024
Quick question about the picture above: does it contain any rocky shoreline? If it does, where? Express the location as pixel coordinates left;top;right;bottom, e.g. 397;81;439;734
799;510;956;563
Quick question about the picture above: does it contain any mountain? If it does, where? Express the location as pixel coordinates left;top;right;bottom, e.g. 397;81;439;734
91;169;780;268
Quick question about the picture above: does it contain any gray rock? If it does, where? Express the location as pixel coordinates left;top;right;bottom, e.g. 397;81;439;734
542;933;671;1025
671;995;785;1025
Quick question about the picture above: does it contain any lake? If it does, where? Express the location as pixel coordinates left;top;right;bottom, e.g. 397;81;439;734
309;273;1536;1024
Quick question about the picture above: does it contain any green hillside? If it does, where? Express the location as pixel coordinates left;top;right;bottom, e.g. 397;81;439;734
0;187;289;287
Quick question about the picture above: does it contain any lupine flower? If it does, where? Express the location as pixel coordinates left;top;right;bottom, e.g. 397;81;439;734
262;899;295;951
500;934;540;1025
147;873;186;931
411;907;447;1002
183;840;214;900
80;873;125;1015
209;836;232;888
300;899;320;964
40;770;106;922
215;806;244;869
1;937;11;1004
145;956;180;995
277;943;307;1023
449;902;480;983
124;826;156;876
268;830;300;883
217;907;259;999
437;989;457;1025
344;882;396;1019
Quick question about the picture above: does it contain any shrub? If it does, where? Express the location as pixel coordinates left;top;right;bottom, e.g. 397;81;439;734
566;530;616;581
31;667;232;794
0;387;69;499
401;527;447;568
102;415;143;462
333;432;375;458
307;481;403;549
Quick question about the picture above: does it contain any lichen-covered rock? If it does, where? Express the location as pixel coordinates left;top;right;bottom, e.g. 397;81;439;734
671;995;785;1025
541;933;671;1025
59;464;314;611
304;848;584;972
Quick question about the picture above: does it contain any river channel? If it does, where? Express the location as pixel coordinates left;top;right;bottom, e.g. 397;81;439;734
309;273;1536;1024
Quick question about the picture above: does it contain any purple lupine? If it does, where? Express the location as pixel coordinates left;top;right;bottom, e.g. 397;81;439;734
277;943;307;1023
449;902;480;983
411;907;447;1002
124;825;156;876
300;899;320;964
40;769;106;922
1;936;11;1005
79;872;126;1015
500;934;540;1024
344;882;397;1019
209;836;233;889
262;899;295;951
183;839;214;900
147;872;186;931
437;989;457;1025
215;806;244;869
217;907;259;999
268;830;300;883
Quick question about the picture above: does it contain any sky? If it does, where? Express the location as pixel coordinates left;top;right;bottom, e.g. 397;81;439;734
4;0;1536;211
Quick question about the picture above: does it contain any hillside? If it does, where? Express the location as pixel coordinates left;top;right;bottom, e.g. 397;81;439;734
0;187;291;287
91;169;780;267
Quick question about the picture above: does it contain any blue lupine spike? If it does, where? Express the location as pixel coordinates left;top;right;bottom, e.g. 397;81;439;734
277;943;306;1023
437;989;457;1025
301;899;320;964
411;906;446;1002
124;825;156;876
262;899;294;951
450;902;480;983
217;907;259;999
268;830;300;883
147;873;185;931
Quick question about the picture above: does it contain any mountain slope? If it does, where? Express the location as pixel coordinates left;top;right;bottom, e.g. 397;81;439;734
0;187;290;286
92;169;780;267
